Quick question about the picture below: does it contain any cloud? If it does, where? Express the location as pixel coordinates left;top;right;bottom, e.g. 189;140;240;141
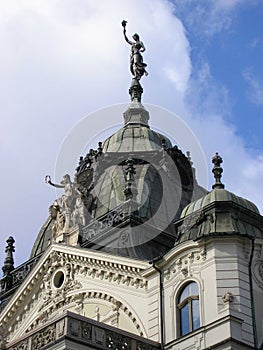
173;0;259;38
0;0;191;266
185;61;231;117
243;69;263;106
249;37;261;49
181;59;263;213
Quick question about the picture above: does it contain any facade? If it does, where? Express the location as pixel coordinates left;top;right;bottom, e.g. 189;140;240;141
1;25;263;350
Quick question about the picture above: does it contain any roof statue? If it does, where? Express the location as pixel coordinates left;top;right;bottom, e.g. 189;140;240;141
45;174;88;237
122;20;148;102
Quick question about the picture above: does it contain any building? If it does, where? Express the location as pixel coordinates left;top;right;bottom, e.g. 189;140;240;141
0;24;263;350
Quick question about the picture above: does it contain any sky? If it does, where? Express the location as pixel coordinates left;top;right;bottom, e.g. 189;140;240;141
0;0;262;268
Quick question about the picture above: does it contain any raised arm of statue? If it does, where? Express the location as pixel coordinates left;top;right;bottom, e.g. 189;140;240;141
45;174;73;190
45;175;64;188
122;20;133;45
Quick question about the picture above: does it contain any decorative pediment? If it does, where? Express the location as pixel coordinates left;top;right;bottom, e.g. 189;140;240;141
0;244;149;345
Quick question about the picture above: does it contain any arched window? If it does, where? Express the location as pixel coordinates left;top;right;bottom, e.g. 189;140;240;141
177;281;200;336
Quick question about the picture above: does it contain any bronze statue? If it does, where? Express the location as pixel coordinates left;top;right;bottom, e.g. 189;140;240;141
122;20;148;82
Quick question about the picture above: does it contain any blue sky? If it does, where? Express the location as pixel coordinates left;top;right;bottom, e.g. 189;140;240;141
178;1;263;149
0;0;262;267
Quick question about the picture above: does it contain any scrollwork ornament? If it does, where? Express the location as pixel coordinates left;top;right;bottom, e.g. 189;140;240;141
31;324;56;349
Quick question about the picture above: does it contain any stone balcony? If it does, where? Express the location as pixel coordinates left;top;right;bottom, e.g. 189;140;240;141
3;311;160;350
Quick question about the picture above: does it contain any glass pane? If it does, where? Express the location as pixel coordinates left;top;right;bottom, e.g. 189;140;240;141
179;284;190;303
190;282;199;296
192;299;200;330
181;304;190;336
179;282;198;303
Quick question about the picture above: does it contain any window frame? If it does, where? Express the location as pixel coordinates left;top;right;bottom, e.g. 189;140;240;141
177;281;200;336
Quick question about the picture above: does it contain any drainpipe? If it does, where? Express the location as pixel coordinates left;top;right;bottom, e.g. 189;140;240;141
249;238;258;348
149;256;165;350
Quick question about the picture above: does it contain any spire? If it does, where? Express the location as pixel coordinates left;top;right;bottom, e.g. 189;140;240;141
2;236;15;276
212;152;225;189
122;20;148;103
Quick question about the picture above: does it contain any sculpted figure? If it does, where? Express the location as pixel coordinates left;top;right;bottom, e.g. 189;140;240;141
46;174;81;231
72;197;86;226
45;174;77;211
49;202;65;237
122;20;148;82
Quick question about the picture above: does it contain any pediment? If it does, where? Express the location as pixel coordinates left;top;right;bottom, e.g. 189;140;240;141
0;243;149;345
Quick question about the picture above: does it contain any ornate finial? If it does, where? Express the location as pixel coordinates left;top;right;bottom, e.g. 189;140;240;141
2;236;15;277
212;152;225;189
122;20;148;102
129;82;143;102
124;158;136;200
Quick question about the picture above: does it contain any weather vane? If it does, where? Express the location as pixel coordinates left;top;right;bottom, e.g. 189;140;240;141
122;20;148;101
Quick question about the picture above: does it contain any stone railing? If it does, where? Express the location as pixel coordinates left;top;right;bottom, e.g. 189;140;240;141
11;255;41;288
0;255;41;299
82;203;131;241
4;311;160;350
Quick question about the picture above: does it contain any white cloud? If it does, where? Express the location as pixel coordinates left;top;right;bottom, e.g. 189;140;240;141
173;0;259;38
214;0;244;10
0;0;191;266
243;69;263;106
185;61;231;117
181;58;263;214
249;37;261;49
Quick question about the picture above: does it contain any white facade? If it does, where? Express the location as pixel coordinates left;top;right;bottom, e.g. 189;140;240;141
1;231;262;349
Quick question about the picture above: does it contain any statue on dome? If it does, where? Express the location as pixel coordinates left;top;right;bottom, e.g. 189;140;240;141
122;20;148;82
46;174;86;232
45;174;77;212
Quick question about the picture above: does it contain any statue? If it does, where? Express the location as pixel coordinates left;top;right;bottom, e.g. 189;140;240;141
46;174;82;231
49;202;65;237
72;197;86;226
45;174;77;211
122;20;148;82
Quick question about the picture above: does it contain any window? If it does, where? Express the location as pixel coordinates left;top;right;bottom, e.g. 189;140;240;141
177;281;200;336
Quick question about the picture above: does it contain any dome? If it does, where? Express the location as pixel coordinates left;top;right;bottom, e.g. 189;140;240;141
175;153;262;245
30;217;53;258
30;102;206;260
181;188;260;219
103;124;172;153
181;152;260;218
102;101;172;153
176;187;262;245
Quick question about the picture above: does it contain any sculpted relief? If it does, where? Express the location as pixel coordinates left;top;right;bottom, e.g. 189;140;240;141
45;173;92;240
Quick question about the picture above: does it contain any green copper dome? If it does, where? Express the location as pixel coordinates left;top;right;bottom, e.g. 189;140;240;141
102;124;172;153
176;154;262;245
181;188;260;218
102;101;172;153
